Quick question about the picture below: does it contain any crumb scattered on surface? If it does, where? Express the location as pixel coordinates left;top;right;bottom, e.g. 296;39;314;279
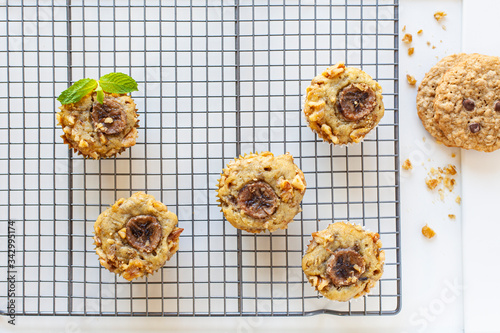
402;159;413;170
451;153;456;158
432;45;436;49
425;164;458;199
408;47;414;56
426;178;441;190
423;137;426;142
427;41;431;46
417;29;423;35
422;224;436;239
406;74;417;86
434;11;447;21
402;25;406;32
448;214;456;220
402;33;412;44
442;25;446;31
456;196;461;205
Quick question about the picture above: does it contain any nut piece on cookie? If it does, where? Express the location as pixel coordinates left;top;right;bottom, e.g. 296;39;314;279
216;152;306;233
303;62;385;145
302;222;385;302
93;192;182;281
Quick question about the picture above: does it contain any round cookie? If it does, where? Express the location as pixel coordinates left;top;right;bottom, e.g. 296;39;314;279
303;62;385;145
417;53;469;146
93;192;182;281
434;54;500;152
216;152;306;233
302;222;385;302
57;92;138;159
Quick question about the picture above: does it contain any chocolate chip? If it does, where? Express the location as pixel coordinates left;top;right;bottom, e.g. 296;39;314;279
326;248;366;287
337;83;377;121
237;181;278;220
125;215;162;253
91;98;127;135
462;98;475;111
495;101;500;112
469;123;481;133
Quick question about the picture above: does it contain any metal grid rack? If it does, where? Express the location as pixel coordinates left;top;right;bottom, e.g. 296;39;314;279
0;0;400;316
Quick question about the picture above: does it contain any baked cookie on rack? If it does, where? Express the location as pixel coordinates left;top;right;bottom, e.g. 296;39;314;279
434;54;500;152
56;73;139;159
57;92;138;159
93;192;182;281
303;62;385;145
216;152;306;233
302;222;385;302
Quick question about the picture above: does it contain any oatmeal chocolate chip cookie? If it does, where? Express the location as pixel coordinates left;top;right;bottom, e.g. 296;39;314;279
303;62;385;145
93;192;182;281
434;54;500;152
417;53;469;146
216;152;306;233
57;92;138;159
302;222;385;302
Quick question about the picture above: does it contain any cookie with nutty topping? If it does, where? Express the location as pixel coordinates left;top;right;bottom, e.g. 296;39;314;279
302;222;385;302
216;152;306;233
57;92;139;159
93;192;182;281
303;62;385;144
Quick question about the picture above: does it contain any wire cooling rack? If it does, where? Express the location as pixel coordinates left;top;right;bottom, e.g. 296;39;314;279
0;0;400;317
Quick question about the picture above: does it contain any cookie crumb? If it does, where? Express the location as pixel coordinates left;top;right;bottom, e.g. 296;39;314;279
443;177;456;192
402;25;406;32
451;153;456;158
448;214;456;220
455;196;461;205
402;159;413;170
417;29;423;35
422;224;436;239
434;11;447;21
426;41;431;46
408;47;414;56
426;178;441;190
444;164;457;175
432;46;436;50
423;137;426;142
402;33;412;44
442;25;446;31
406;74;417;85
438;188;445;200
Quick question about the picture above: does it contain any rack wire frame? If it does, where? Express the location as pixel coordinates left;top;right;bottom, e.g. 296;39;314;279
0;0;400;317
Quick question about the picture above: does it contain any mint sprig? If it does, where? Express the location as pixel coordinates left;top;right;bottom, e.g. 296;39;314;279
57;72;138;106
57;78;98;105
99;72;138;94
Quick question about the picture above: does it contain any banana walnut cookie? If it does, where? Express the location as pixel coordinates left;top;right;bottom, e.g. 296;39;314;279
302;222;385;302
216;152;306;233
94;192;183;281
303;62;385;145
56;73;139;159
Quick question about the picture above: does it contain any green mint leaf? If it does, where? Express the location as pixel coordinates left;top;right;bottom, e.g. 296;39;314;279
95;86;104;105
99;72;138;94
57;78;98;105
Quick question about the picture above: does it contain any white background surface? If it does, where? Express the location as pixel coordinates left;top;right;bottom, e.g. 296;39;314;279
1;0;498;332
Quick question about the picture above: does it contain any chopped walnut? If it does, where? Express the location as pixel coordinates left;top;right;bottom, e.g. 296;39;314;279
402;159;413;170
422;224;436;239
417;29;423;35
456;196;461;205
402;33;412;44
434;11;447;21
448;214;456;220
408;47;414;56
406;74;417;86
